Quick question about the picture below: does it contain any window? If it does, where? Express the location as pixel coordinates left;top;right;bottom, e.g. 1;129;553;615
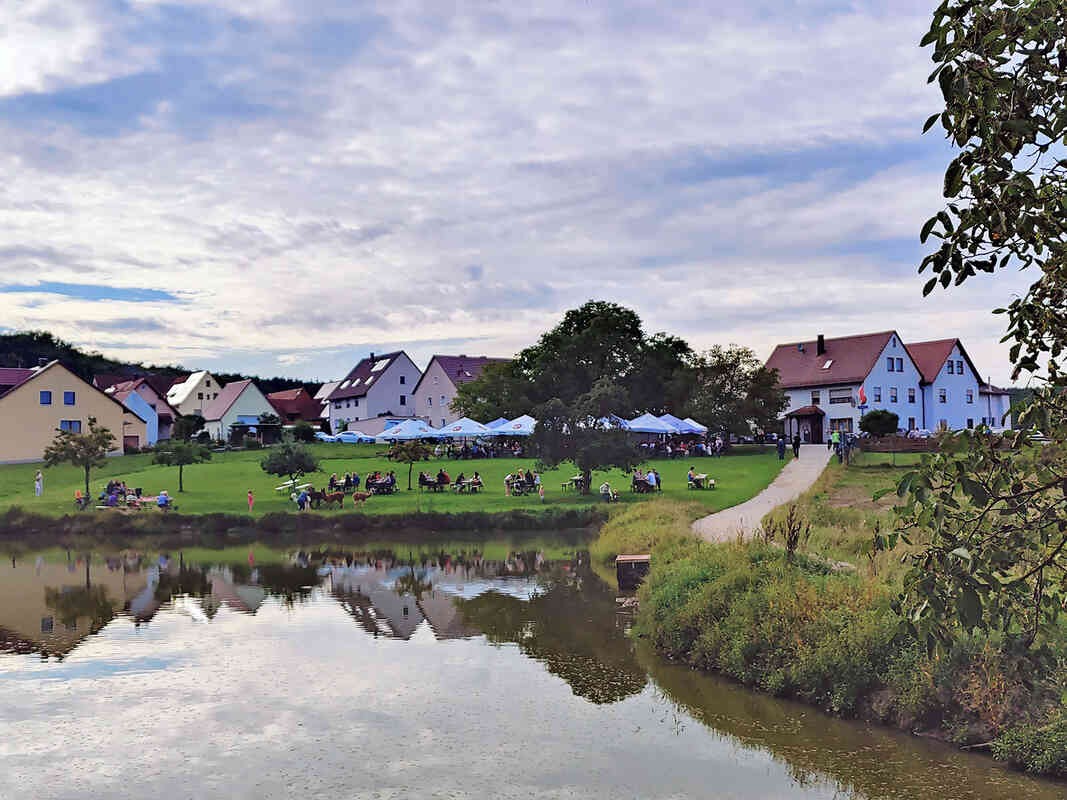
873;386;882;402
440;394;446;405
821;359;833;370
811;390;821;405
966;389;974;404
892;336;897;347
433;376;439;385
334;402;341;410
947;361;955;374
967;418;974;429
353;398;359;407
59;420;82;433
346;400;351;408
890;387;898;403
887;357;894;372
41;617;54;633
206;380;211;387
399;375;406;385
829;418;853;433
399;395;406;406
440;418;445;427
908;388;916;403
957;360;964;374
428;396;433;407
63;391;75;405
829;388;851;404
908;417;916;431
896;358;903;372
939;388;947;403
197;392;204;400
39;390;52;405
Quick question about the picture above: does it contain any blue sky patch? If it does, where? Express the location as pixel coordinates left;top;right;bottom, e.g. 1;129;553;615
0;283;181;303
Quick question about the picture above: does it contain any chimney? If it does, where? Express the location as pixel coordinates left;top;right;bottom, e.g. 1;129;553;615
817;334;826;356
369;352;375;361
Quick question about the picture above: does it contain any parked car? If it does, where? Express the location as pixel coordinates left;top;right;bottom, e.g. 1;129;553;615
314;432;339;442
336;430;374;443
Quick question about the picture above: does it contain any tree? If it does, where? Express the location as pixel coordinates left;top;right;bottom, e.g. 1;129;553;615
42;416;115;496
685;345;787;439
172;414;205;441
260;441;320;489
451;361;531;421
152;441;213;493
388;440;431;490
859;409;899;437
258;412;281;425
292;421;316;442
875;2;1067;658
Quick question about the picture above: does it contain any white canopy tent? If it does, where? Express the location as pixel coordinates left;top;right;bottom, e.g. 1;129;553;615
498;414;537;436
375;419;444;441
626;413;677;434
436;417;494;438
660;413;704;434
683;417;708;434
486;417;509;429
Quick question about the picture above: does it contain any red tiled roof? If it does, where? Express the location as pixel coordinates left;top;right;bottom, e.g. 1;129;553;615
785;405;825;417
202;380;253;421
413;355;510;395
905;338;982;384
267;388;321;421
328;351;405;401
107;377;181;421
765;331;897;389
0;367;35;397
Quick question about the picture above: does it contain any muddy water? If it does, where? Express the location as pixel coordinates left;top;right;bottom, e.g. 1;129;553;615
0;535;1061;799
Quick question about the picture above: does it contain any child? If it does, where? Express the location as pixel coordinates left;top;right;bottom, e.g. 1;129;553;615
247;489;254;512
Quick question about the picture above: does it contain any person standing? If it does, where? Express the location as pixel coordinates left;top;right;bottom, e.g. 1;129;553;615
792;433;801;459
247;489;254;512
831;429;842;461
776;437;786;460
34;470;43;497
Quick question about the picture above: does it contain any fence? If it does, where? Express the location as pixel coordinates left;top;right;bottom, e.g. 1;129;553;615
858;435;939;453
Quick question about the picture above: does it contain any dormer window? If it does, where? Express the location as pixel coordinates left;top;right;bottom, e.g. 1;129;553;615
947;361;954;375
821;359;833;370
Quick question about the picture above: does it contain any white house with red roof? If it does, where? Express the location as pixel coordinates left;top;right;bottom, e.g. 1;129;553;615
412;355;510;428
765;331;1013;443
201;379;276;441
325;351;421;433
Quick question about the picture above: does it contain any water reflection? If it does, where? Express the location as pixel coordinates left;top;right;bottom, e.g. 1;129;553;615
1;539;1065;799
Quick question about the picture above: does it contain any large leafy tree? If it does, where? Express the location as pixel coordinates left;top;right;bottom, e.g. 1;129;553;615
878;1;1067;658
42;416;116;496
172;413;205;442
152;441;213;493
685;345;787;439
388;440;432;490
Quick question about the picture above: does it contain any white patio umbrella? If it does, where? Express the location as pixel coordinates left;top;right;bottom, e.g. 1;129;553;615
498;414;537;436
683;417;709;434
626;413;677;434
375;418;443;442
486;417;509;429
436;417;493;438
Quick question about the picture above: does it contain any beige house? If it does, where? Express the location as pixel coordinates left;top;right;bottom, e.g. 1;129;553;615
412;355;510;428
166;370;220;417
0;361;148;464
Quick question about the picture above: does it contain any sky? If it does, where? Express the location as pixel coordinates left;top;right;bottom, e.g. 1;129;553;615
0;0;1034;385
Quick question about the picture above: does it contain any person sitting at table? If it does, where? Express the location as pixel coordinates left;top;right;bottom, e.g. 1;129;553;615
343;473;352;491
646;468;657;491
688;466;703;489
599;481;618;502
385;471;397;488
471;471;483;488
455;472;466;490
524;468;535;487
328;473;337;491
436;468;448;486
157;490;172;510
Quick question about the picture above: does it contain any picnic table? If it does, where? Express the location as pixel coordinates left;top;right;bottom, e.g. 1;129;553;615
561;475;585;492
688;473;715;490
453;479;482;494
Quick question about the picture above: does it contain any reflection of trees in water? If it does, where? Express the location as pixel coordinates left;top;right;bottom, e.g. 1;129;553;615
456;565;646;705
153;563;319;608
45;585;115;633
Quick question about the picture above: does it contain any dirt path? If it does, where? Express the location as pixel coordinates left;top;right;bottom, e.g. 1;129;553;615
691;445;833;543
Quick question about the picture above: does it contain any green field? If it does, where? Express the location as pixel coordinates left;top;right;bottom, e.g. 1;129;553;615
0;442;791;518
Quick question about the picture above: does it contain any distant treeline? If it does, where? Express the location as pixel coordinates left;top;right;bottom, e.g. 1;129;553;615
0;330;311;395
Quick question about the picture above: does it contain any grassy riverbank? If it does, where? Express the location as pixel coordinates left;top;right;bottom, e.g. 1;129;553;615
0;443;789;518
593;458;1067;779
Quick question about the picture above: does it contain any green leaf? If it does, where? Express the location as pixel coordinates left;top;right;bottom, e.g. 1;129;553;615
920;216;938;243
944;159;964;197
873;487;894;501
923;277;938;296
957;586;982;631
960;476;990;506
922;112;941;133
949;546;972;561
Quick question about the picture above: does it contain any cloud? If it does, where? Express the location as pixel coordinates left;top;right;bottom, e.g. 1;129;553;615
0;0;1030;384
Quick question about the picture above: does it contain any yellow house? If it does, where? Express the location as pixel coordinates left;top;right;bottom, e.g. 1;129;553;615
0;361;148;464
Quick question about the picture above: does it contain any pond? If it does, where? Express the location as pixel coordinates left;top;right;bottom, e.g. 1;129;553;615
0;532;1063;800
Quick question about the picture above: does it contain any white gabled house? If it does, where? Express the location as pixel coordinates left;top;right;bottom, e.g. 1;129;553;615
325;351;422;433
166;371;221;418
765;331;1013;443
200;379;276;442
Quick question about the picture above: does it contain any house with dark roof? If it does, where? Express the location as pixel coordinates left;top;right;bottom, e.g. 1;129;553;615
765;331;1012;443
267;388;322;424
103;377;179;441
325;351;421;433
201;379;276;442
412;355;510;428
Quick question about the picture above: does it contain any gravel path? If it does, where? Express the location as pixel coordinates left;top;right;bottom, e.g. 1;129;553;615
691;445;834;543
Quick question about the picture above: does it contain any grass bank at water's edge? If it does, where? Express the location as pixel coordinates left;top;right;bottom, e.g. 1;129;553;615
591;458;1067;779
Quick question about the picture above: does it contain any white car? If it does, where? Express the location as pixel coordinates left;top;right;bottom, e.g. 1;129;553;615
336;431;374;443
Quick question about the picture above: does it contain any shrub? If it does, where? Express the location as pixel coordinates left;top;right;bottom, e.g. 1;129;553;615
292;421;316;443
859;409;899;436
993;715;1067;777
243;437;263;450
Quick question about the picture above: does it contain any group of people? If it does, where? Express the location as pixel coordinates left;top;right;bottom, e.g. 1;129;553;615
631;468;662;493
641;437;724;459
366;471;397;493
86;479;173;510
327;472;362;492
432;442;525;460
504;468;541;496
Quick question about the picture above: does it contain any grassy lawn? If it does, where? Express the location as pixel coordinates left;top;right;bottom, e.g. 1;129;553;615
0;442;791;518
